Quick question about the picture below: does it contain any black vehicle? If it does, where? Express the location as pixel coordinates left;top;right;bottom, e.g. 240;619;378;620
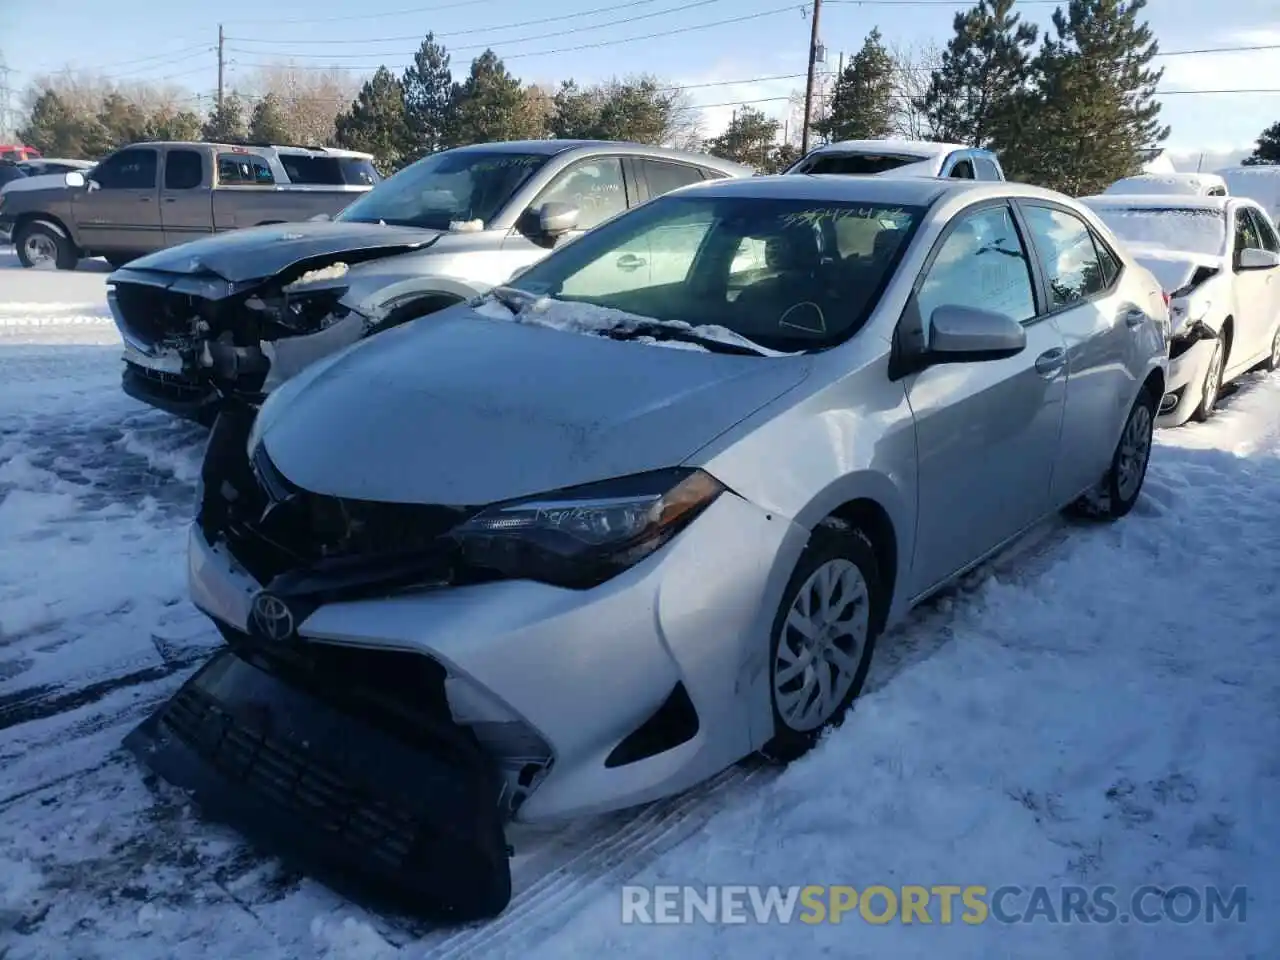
0;160;28;188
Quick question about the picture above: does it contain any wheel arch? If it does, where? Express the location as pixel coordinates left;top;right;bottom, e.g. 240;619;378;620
821;498;898;634
13;212;75;244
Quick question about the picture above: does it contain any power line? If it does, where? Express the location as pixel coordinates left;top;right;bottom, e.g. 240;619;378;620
223;0;505;27
228;0;732;59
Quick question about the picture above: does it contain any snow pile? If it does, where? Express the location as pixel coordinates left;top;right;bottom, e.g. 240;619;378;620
476;293;788;356
310;915;399;958
283;261;350;291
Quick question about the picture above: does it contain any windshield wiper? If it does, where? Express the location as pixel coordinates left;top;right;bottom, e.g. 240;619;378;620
604;321;770;356
488;285;533;315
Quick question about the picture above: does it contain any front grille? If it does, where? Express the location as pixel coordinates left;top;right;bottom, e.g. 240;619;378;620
111;281;199;348
162;682;423;869
126;364;206;402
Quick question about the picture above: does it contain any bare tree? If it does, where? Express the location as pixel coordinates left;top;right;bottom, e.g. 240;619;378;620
237;62;361;145
889;42;942;140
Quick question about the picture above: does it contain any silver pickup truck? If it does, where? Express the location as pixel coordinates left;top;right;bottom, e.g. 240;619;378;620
0;140;379;270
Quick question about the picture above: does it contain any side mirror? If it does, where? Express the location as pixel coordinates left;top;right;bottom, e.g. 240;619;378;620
536;201;580;238
1237;247;1280;271
928;304;1027;362
64;171;86;188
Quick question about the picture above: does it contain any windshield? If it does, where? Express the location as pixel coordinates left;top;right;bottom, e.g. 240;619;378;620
506;193;925;353
1092;207;1227;257
280;154;381;186
793;153;932;176
338;150;549;231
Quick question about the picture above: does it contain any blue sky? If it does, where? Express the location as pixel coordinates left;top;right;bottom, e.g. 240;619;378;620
3;0;1277;158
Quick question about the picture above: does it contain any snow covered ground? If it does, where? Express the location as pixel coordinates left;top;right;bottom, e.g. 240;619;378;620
0;246;1277;957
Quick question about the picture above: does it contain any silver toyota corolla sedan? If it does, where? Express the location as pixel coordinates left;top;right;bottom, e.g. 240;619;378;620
130;174;1169;919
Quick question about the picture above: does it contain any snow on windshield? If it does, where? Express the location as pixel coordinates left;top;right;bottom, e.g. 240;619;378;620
1094;207;1226;257
474;294;793;356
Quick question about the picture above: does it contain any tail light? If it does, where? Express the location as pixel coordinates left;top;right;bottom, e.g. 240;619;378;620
1161;291;1171;308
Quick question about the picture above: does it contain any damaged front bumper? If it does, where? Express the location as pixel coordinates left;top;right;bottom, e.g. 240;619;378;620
1158;320;1219;425
124;643;514;921
108;262;375;423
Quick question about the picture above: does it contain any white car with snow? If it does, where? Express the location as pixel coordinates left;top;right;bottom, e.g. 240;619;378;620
1083;193;1280;425
127;174;1167;922
1103;172;1228;198
785;139;1006;181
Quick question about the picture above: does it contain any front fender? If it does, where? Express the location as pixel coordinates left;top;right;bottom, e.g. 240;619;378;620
342;274;489;323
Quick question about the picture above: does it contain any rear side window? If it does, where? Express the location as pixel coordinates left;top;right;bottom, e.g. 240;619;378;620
639;159;704;199
164;149;204;190
974;156;1001;180
218;153;275;186
1023;205;1107;308
1092;231;1122;286
799;153;929;175
279;155;380;186
1246;207;1279;252
948;159;975;179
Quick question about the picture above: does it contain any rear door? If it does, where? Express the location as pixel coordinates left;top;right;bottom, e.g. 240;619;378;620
631;158;715;285
1017;201;1141;503
74;146;161;252
159;146;212;246
904;200;1066;596
1246;207;1280;347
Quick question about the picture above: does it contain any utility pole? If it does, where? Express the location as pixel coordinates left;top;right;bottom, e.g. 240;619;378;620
216;24;225;112
800;0;822;156
0;50;14;143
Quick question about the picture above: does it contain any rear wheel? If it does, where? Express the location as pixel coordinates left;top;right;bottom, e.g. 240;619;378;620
1066;386;1156;522
762;526;884;762
15;221;78;270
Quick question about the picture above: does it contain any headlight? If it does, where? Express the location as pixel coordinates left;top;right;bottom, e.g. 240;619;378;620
452;468;725;589
1170;298;1211;335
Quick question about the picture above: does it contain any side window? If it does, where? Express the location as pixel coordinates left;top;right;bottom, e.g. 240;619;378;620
1246;208;1279;253
1208;186;1227;197
93;149;157;190
1022;205;1107;309
558;208;713;299
1091;230;1122;287
164;149;204;190
948;158;975;180
974;156;1001;180
535;157;628;231
640;159;704;199
1234;208;1262;262
917;204;1037;324
217;153;275;186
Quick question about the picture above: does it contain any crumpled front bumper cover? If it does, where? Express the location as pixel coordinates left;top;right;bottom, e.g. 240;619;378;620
124;645;514;922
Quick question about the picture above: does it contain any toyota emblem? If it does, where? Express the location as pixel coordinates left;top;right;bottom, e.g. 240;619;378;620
250;591;295;641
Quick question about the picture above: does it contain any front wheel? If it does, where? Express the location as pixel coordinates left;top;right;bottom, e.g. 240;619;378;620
1066;387;1156;522
1191;334;1225;422
761;527;884;763
15;222;78;270
1264;324;1280;372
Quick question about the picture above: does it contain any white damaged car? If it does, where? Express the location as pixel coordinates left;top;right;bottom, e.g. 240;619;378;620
1082;193;1280;425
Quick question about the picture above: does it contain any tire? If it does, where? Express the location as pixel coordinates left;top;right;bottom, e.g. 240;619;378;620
1264;324;1280;373
1191;332;1226;422
14;221;78;270
1065;386;1156;522
761;525;884;762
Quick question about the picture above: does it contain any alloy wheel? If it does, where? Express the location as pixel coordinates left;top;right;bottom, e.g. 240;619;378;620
773;558;871;733
1116;400;1153;503
1270;328;1280;370
1202;340;1224;415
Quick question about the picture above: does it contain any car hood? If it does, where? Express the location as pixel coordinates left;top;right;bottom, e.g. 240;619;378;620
117;220;443;283
257;307;811;506
1128;244;1225;294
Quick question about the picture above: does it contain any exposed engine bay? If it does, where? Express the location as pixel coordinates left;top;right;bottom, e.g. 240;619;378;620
107;237;459;422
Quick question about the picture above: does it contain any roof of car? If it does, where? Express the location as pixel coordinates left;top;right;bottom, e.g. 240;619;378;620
447;138;753;174
805;138;976;158
680;173;1063;206
1081;193;1234;212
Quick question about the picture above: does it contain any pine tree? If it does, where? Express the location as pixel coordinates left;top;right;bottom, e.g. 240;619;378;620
248;93;292;143
815;28;897;143
146;109;203;142
551;80;605;139
707;107;778;168
449;50;543;146
1021;0;1168;194
402;33;453;159
202;94;248;142
918;0;1038;148
96;92;150;148
594;77;681;144
334;67;410;173
17;91;94;157
1244;122;1280;165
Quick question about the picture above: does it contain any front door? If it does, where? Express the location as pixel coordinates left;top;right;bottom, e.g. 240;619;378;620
502;155;634;283
73;146;162;253
1229;206;1280;369
159;146;212;247
905;201;1066;597
1018;202;1144;503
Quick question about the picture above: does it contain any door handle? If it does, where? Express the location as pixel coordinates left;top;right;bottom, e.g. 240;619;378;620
1122;307;1146;328
1034;347;1066;377
139;196;152;203
616;254;646;271
164;197;176;203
